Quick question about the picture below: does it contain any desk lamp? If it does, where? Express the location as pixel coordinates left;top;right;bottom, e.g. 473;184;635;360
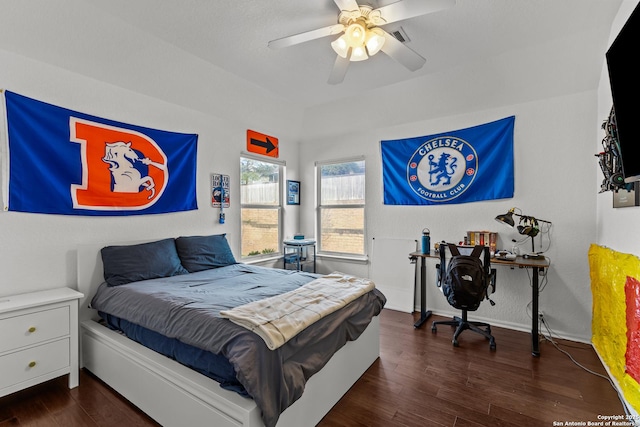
495;208;552;259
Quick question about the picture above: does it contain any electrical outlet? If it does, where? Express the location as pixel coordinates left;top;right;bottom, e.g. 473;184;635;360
538;311;544;320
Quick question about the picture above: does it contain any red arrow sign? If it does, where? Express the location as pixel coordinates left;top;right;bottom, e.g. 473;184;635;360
247;130;279;158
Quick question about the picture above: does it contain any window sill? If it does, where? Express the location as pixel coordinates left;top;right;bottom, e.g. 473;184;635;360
317;253;369;264
242;254;283;265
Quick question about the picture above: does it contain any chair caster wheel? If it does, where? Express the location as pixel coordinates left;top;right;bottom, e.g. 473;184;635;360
453;339;459;347
431;325;437;333
489;340;496;351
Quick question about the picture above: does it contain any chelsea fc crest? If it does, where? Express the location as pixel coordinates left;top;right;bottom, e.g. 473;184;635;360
406;136;478;203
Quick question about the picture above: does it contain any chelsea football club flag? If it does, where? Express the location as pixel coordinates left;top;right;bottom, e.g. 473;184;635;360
380;116;515;205
1;90;198;216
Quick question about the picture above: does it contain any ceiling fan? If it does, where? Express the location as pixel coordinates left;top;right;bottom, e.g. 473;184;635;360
268;0;456;84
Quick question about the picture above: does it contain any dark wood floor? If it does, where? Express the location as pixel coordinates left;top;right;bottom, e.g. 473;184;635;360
0;309;626;427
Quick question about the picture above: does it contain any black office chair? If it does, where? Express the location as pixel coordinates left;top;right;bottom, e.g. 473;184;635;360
431;242;497;350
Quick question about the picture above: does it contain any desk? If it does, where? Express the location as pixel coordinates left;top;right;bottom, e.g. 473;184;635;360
408;251;549;357
408;252;434;329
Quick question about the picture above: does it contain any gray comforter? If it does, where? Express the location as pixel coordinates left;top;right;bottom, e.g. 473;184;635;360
90;264;386;427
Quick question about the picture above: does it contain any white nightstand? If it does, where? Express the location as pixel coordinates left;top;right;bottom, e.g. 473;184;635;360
0;287;83;397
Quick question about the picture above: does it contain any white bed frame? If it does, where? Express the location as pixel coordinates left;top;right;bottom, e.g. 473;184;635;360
76;243;380;427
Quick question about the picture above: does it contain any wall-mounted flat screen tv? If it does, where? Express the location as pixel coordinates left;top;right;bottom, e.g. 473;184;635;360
606;1;640;183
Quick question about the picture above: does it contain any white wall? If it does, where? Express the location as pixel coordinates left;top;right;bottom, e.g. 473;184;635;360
597;0;640;255
0;49;302;297
300;89;599;342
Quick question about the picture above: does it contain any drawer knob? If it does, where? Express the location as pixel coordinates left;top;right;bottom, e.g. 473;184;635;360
28;361;36;368
28;326;36;333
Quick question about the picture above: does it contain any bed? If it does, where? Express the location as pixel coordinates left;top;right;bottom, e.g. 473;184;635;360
77;235;385;427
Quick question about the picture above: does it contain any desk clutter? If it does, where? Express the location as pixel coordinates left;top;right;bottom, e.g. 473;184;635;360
496;250;517;261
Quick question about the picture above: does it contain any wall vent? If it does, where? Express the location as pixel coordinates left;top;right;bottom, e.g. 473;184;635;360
389;27;410;43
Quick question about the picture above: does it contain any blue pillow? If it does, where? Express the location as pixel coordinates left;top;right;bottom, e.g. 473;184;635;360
175;234;237;273
101;238;188;286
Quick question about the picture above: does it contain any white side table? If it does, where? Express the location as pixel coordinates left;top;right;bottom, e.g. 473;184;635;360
0;287;84;397
283;239;316;273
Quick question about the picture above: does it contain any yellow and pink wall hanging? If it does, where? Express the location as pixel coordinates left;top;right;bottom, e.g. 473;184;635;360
589;244;640;413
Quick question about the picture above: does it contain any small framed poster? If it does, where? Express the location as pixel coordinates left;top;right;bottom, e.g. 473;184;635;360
287;180;300;205
211;174;230;208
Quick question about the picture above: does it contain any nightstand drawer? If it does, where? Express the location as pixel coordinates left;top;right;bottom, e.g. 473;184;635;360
0;338;70;390
0;306;70;354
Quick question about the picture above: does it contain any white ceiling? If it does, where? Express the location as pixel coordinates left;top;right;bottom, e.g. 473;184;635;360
0;0;623;111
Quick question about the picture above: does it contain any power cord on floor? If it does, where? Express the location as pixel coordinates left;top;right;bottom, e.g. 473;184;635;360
539;316;635;424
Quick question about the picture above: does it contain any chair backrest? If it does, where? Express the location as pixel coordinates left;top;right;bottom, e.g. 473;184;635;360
438;243;492;311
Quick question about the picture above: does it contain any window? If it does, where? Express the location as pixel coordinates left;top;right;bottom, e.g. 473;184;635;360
240;155;283;259
317;158;365;257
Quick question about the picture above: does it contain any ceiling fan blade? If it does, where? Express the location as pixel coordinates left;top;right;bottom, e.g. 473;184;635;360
372;0;455;25
268;24;345;49
380;30;426;71
333;0;360;13
328;54;350;85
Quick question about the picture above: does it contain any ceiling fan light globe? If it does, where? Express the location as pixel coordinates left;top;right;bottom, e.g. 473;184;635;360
345;22;366;46
350;45;368;62
331;35;350;58
365;29;385;56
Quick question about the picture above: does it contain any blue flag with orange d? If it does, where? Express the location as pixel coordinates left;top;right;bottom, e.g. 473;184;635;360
380;116;515;205
1;90;197;215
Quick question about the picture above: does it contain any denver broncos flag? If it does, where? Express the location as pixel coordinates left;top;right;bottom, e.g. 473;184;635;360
380;116;515;205
1;91;197;215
